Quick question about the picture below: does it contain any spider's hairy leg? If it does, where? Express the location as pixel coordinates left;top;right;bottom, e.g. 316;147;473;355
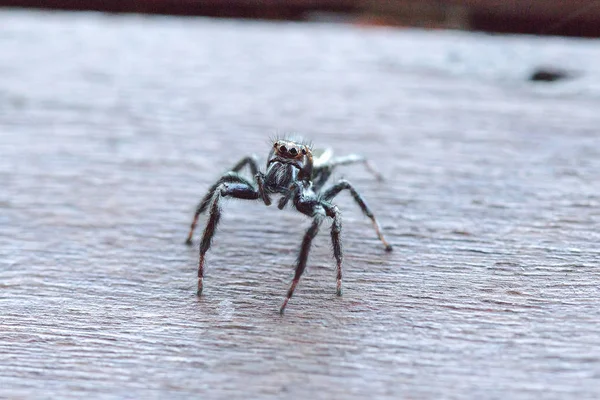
186;171;255;245
322;179;393;252
231;155;260;176
280;214;323;315
323;203;343;296
324;154;385;182
311;167;333;193
197;182;259;295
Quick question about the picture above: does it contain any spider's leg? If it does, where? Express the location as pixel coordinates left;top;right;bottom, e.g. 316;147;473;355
186;155;259;244
197;182;259;296
186;172;254;245
322;154;384;182
279;185;325;314
231;155;260;176
311;167;333;192
322;179;393;252
280;214;323;315
322;203;343;296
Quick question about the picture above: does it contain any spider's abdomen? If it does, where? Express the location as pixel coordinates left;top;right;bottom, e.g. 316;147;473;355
265;161;297;192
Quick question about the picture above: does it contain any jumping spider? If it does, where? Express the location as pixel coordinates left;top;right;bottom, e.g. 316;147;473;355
185;139;392;314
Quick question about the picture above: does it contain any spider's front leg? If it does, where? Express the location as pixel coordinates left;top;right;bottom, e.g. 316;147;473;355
280;214;323;315
185;156;258;245
324;203;343;296
280;185;343;314
197;182;259;296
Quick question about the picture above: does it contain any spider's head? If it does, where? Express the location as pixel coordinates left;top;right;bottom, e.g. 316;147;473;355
267;139;314;182
273;140;310;160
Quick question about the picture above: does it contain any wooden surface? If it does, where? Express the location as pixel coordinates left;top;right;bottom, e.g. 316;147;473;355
1;9;600;399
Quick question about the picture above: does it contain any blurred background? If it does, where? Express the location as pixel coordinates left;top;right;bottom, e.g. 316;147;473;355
2;0;600;37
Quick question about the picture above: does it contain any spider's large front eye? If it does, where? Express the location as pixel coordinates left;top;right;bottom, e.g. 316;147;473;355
289;148;298;156
280;145;287;153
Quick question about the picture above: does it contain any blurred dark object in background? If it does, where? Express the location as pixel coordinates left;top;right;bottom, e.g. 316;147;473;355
1;0;600;37
529;67;574;82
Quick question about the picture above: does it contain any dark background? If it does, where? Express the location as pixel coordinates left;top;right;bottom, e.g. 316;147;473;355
2;0;600;37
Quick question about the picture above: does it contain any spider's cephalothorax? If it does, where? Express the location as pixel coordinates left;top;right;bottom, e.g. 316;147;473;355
185;138;392;314
265;139;313;188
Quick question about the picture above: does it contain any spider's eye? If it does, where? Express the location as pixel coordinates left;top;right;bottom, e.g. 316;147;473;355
301;149;307;155
274;143;278;148
280;145;287;153
289;148;298;156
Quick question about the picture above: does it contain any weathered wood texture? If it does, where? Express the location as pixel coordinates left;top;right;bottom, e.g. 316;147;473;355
1;9;600;399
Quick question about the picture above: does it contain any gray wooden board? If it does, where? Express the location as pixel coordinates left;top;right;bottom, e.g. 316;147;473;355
1;9;600;399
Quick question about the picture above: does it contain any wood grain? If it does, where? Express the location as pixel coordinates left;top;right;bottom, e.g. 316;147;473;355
1;9;599;399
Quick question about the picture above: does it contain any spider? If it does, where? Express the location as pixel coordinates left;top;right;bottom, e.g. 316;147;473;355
185;138;393;314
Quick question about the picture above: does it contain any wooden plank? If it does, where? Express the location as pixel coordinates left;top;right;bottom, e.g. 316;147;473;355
1;9;600;399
